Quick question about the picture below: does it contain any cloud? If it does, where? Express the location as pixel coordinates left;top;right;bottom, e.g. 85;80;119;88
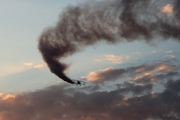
165;50;173;54
105;55;123;64
164;50;176;59
0;62;45;78
81;71;100;82
169;55;176;59
105;54;130;64
0;78;180;120
157;64;169;71
0;65;25;77
82;62;180;83
160;4;173;16
33;64;45;69
1;59;180;120
23;62;46;69
0;93;16;101
23;62;34;68
82;67;126;82
93;54;131;64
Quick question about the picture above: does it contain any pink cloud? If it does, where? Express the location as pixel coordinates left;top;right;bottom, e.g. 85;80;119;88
160;4;173;16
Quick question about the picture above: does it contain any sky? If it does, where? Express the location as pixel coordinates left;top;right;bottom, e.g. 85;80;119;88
0;0;180;120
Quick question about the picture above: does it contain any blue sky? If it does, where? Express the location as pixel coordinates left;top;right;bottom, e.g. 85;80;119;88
0;0;180;92
0;0;86;92
0;0;180;119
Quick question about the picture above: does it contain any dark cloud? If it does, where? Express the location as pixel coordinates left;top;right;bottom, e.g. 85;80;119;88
0;63;180;120
174;0;180;21
116;82;153;95
166;79;180;93
38;0;180;84
0;78;180;120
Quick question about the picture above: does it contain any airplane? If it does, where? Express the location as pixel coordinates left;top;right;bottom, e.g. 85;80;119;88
72;79;86;86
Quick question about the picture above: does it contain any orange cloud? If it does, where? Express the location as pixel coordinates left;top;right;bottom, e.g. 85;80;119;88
81;72;100;81
160;4;173;15
81;67;115;81
81;67;126;82
134;74;156;83
0;93;16;101
157;64;169;71
135;68;145;73
144;72;152;76
34;64;45;69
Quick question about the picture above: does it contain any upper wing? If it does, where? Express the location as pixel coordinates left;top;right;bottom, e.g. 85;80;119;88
72;79;86;86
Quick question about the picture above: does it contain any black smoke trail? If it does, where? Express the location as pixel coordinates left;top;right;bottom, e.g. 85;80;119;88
38;0;180;84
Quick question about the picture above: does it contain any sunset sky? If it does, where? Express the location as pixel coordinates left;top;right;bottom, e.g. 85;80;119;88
0;0;180;120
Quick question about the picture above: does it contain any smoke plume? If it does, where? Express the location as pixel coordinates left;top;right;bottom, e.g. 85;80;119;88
38;0;180;84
